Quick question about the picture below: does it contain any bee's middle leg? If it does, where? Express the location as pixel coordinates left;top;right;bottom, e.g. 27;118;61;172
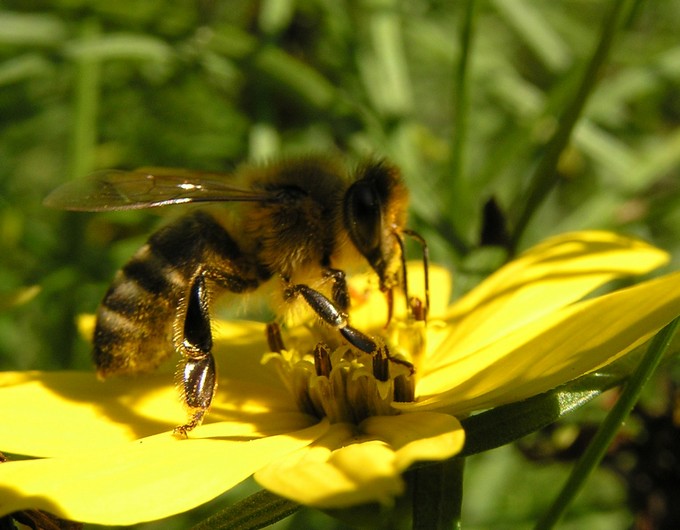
285;283;376;353
174;273;216;437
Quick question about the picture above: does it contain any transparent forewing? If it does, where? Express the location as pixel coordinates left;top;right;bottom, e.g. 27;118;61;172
44;168;275;211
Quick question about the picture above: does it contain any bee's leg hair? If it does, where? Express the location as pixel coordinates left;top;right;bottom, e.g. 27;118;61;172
173;273;216;438
285;284;376;353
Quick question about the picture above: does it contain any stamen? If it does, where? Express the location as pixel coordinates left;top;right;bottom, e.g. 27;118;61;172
266;322;285;353
372;345;390;382
409;296;427;322
313;343;332;377
264;269;428;427
393;374;415;403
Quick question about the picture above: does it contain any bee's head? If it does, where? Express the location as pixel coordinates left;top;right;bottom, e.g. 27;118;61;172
343;161;409;291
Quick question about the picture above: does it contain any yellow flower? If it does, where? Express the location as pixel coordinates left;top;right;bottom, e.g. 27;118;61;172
1;231;679;525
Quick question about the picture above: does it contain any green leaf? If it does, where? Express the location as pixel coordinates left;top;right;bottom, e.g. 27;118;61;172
190;489;299;530
0;54;53;86
460;367;626;457
491;0;571;71
0;12;66;46
62;33;174;63
510;0;638;250
209;25;342;113
535;315;680;529
409;458;465;530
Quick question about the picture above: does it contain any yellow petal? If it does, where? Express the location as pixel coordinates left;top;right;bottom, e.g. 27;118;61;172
0;420;329;525
255;412;463;508
0;320;299;457
432;231;668;369
0;366;305;457
361;412;464;470
0;371;177;455
410;270;680;412
256;423;394;508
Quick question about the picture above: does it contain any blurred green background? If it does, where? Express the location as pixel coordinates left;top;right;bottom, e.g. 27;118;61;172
1;1;679;528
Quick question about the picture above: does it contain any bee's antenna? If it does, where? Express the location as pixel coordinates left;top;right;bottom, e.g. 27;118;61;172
402;229;430;320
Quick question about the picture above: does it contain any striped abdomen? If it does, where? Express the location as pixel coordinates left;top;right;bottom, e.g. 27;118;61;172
93;210;264;376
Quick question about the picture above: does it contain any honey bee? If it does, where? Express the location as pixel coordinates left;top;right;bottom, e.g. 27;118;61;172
45;157;428;435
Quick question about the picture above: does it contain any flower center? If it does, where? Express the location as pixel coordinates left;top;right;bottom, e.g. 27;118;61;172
262;317;426;424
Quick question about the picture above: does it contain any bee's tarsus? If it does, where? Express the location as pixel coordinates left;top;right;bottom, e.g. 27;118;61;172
180;353;216;409
287;282;377;353
173;409;206;439
287;283;347;328
340;325;377;353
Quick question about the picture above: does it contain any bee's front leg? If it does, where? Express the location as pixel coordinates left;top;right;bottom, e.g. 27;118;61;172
285;283;376;353
323;268;349;311
174;273;216;437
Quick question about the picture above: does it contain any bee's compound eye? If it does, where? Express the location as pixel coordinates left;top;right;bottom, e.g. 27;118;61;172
345;180;382;255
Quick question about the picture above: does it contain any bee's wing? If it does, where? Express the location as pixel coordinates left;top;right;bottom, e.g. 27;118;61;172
44;168;276;211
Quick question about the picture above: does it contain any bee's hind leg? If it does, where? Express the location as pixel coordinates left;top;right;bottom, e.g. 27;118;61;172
173;273;216;438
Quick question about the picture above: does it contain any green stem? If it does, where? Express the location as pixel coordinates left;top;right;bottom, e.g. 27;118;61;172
534;316;680;530
411;457;465;530
52;18;100;367
510;0;635;252
209;25;342;114
446;0;477;250
70;19;100;180
449;0;476;193
366;0;413;117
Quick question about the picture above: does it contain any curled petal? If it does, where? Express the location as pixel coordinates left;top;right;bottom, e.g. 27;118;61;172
256;423;390;508
255;412;463;508
410;270;680;412
433;231;669;368
361;412;464;470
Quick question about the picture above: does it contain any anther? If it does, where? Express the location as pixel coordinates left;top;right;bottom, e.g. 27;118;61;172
372;345;390;382
314;343;332;377
393;374;415;403
266;322;286;353
409;296;427;322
